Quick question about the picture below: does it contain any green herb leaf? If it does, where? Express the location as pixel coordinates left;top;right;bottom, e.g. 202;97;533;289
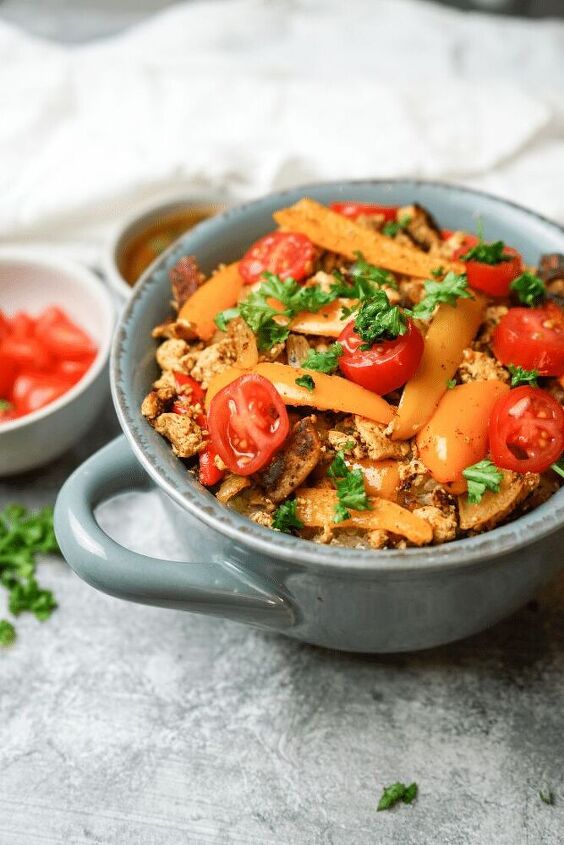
354;290;408;348
0;619;16;646
0;399;12;412
341;252;398;293
214;307;240;332
460;239;511;265
507;364;539;387
327;451;370;522
272;498;304;534
410;272;474;321
301;343;344;374
551;457;564;479
381;214;411;239
377;782;418;812
446;378;457;389
510;272;546;307
295;374;315;392
539;790;555;806
431;266;444;278
463;459;503;504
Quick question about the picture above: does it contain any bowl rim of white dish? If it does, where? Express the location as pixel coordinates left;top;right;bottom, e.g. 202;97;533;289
102;194;228;300
0;248;115;433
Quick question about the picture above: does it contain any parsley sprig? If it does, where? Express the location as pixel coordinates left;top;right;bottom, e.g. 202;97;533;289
295;374;315;391
327;451;371;523
0;505;59;645
460;238;511;265
510;272;546;307
463;460;503;504
409;272;474;322
552;457;564;480
301;343;343;375
332;252;398;297
354;290;408;349
381;213;412;238
507;364;539;387
377;782;418;812
272;498;304;534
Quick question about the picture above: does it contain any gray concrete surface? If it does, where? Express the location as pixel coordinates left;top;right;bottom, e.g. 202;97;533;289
1;400;564;845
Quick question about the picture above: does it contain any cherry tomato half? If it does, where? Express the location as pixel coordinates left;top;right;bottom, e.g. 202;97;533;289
338;319;424;396
453;235;523;297
329;202;399;222
207;373;289;475
12;371;74;416
489;386;564;474
239;231;316;285
493;303;564;377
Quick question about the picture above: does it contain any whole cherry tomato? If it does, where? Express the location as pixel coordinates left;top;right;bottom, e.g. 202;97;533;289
453;235;523;297
239;231;316;285
338;319;424;396
207;373;289;475
489;386;564;474
329;202;399;222
493;302;564;376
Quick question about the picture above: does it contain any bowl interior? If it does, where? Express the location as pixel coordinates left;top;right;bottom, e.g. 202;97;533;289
112;180;564;569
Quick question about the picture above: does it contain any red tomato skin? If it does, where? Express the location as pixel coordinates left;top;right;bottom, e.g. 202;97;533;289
198;444;225;486
489;386;564;474
174;372;205;406
208;373;290;475
0;354;17;399
239;231;316;285
12;371;73;416
493;304;564;377
338;319;424;396
0;336;54;371
329;202;398;221
453;238;523;297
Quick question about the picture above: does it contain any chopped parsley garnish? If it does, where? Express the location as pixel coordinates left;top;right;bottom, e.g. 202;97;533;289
333;252;397;294
463;460;503;504
327;451;371;523
510;272;546;307
0;619;16;647
0;505;59;643
460;238;511;265
431;266;444;278
446;378;457;389
551;457;564;480
301;343;344;374
382;214;411;238
539;790;555;806
295;374;315;391
272;498;304;534
0;399;11;412
507;364;539;387
214;307;240;332
377;782;418;812
409;272;474;321
354;290;408;348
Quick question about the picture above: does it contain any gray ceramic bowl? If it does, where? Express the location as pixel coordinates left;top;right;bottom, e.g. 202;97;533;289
54;180;564;652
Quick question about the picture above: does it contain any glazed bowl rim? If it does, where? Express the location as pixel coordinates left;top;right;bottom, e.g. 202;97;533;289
111;178;564;574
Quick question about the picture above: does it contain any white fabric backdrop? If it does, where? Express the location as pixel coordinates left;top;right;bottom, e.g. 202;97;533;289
1;0;563;265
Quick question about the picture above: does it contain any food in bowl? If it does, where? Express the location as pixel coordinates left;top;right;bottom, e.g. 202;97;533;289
141;197;564;549
119;206;221;287
0;306;97;421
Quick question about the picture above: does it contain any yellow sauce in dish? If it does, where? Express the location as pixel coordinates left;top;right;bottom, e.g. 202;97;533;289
119;206;221;285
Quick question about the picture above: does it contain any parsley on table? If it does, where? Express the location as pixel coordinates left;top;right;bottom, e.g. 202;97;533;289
507;364;539;387
295;374;315;392
377;782;418;812
552;457;564;480
539;790;555;806
462;460;503;504
0;619;16;646
272;498;303;534
301;343;344;375
409;272;474;321
460;239;511;265
510;272;546;307
354;290;408;349
0;505;59;643
327;451;370;523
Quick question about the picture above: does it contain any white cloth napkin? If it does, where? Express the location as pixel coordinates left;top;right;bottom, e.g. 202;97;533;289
1;0;564;266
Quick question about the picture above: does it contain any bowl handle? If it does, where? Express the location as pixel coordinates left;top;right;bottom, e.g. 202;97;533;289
54;436;295;631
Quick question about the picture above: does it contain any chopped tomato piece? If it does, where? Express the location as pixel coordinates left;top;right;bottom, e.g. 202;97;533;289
493;303;564;377
12;371;74;416
453;235;523;297
489;386;564;474
329;202;399;222
338;319;424;396
0;335;54;371
207;373;289;475
55;354;96;385
239;231;316;285
36;307;97;360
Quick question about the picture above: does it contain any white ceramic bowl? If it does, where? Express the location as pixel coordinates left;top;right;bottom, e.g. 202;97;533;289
0;250;115;476
102;196;226;300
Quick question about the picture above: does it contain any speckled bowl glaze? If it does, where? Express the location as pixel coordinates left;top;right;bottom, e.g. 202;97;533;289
55;181;564;652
